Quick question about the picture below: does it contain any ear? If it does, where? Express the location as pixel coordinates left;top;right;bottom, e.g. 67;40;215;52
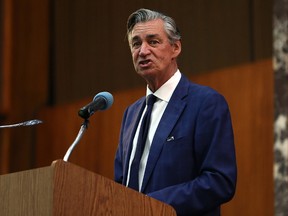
172;40;181;58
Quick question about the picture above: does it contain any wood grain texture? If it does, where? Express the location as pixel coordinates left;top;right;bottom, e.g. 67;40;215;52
0;166;53;215
0;160;176;215
52;160;176;216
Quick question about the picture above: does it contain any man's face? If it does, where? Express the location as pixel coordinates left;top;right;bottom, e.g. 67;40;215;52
128;19;181;82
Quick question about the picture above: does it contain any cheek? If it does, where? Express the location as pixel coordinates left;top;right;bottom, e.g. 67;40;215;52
131;52;138;63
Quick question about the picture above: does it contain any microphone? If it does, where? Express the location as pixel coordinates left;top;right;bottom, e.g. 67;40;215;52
78;91;114;119
0;119;43;128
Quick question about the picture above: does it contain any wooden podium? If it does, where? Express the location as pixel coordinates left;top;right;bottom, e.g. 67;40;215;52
0;160;176;215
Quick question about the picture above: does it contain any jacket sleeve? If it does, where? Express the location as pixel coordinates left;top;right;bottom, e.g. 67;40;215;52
114;108;129;184
147;93;237;216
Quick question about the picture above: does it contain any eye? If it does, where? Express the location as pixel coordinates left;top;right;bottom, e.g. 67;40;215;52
149;40;159;46
131;41;141;49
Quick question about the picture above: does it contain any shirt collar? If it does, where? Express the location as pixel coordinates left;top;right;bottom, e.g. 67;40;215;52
146;70;181;102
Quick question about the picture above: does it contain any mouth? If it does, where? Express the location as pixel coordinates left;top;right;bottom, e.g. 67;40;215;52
138;59;152;67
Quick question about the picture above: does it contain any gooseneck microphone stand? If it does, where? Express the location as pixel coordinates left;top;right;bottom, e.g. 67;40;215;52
63;119;89;162
0;119;43;128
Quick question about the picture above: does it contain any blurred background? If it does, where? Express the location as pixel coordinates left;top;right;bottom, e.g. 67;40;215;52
0;0;285;215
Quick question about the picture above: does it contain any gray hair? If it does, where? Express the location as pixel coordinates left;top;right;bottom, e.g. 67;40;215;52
127;8;181;44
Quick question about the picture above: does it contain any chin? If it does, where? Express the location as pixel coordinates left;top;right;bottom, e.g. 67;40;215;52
137;69;154;77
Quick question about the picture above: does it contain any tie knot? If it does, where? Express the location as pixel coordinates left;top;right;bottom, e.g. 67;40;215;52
146;94;157;106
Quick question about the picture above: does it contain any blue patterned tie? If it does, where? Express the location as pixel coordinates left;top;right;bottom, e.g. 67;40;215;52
128;94;157;191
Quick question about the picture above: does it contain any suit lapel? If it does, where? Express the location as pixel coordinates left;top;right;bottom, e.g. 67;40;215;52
141;76;189;192
122;98;146;185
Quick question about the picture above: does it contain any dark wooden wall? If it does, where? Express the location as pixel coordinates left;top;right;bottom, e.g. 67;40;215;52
51;0;272;104
0;0;50;172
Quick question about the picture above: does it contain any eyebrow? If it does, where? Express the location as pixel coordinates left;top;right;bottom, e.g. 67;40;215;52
146;34;160;39
131;34;161;42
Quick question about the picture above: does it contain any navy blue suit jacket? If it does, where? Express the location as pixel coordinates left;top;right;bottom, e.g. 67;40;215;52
114;74;237;216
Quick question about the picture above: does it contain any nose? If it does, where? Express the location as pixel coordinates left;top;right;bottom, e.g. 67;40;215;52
139;43;150;56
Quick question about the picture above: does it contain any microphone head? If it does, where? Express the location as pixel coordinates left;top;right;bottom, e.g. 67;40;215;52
93;91;114;110
78;91;114;119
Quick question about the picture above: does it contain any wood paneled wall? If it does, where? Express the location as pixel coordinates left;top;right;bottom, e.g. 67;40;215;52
35;59;274;216
0;0;50;173
0;0;12;174
51;0;272;104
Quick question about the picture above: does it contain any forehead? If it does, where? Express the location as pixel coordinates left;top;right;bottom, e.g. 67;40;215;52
129;19;167;41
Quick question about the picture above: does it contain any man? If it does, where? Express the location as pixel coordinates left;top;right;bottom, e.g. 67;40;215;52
114;8;237;216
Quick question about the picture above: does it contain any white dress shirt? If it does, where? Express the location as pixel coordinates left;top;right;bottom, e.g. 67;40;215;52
126;70;181;191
